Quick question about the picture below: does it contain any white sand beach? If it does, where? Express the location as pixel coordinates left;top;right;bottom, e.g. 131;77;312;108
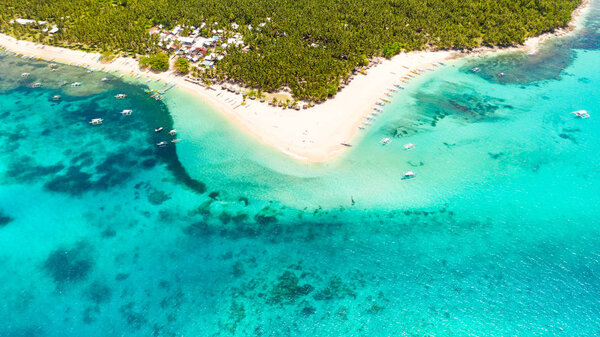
0;0;590;162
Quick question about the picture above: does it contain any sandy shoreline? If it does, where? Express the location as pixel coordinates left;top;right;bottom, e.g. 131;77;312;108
0;0;591;162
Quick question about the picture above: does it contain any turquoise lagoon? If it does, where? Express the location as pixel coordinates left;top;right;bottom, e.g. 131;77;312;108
1;3;600;336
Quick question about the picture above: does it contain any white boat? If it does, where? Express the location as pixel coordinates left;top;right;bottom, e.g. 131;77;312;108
89;118;103;125
171;139;182;143
52;95;61;101
120;109;132;116
572;110;590;119
155;127;164;132
381;137;391;145
101;77;110;82
471;67;481;72
71;82;82;87
115;94;127;99
32;83;42;88
403;143;415;150
373;107;383;112
402;171;416;180
376;101;385;106
21;72;30;78
156;141;168;147
168;129;177;135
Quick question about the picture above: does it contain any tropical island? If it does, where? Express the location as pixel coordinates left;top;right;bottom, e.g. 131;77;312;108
0;0;589;161
0;0;582;100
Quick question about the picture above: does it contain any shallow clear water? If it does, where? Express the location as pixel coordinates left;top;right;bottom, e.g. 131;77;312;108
1;3;600;336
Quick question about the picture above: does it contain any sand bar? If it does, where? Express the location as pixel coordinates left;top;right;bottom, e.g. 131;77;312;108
0;0;591;162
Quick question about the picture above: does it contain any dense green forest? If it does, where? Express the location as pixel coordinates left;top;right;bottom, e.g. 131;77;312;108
0;0;581;100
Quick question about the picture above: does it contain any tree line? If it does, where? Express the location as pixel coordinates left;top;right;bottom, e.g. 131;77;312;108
0;0;581;100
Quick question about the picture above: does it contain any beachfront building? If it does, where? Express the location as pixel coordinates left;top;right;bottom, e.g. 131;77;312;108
149;23;247;71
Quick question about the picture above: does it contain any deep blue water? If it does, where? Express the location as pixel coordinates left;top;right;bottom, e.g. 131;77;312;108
1;3;600;336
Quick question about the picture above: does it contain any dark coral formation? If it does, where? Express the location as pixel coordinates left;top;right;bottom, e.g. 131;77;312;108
43;241;94;286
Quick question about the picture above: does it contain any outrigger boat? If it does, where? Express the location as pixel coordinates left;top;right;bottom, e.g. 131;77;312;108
120;109;132;116
155;127;164;132
89;118;103;125
572;110;590;119
381;137;391;145
403;143;415;150
115;94;127;99
402;171;416;180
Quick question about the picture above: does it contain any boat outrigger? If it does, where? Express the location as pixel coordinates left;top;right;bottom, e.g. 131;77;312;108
89;118;103;125
572;110;590;119
146;83;176;101
120;109;132;116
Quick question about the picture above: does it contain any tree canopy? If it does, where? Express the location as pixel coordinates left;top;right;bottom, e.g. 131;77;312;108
0;0;581;100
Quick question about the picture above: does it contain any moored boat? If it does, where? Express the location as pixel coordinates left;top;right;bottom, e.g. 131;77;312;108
572;110;590;119
52;95;61;101
156;141;168;147
381;137;391;145
120;109;132;116
402;171;416;180
403;143;415;150
89;118;103;125
32;82;42;88
115;94;127;99
155;127;164;132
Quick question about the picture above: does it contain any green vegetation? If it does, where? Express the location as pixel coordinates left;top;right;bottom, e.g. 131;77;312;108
139;53;169;72
174;57;190;73
1;0;581;100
